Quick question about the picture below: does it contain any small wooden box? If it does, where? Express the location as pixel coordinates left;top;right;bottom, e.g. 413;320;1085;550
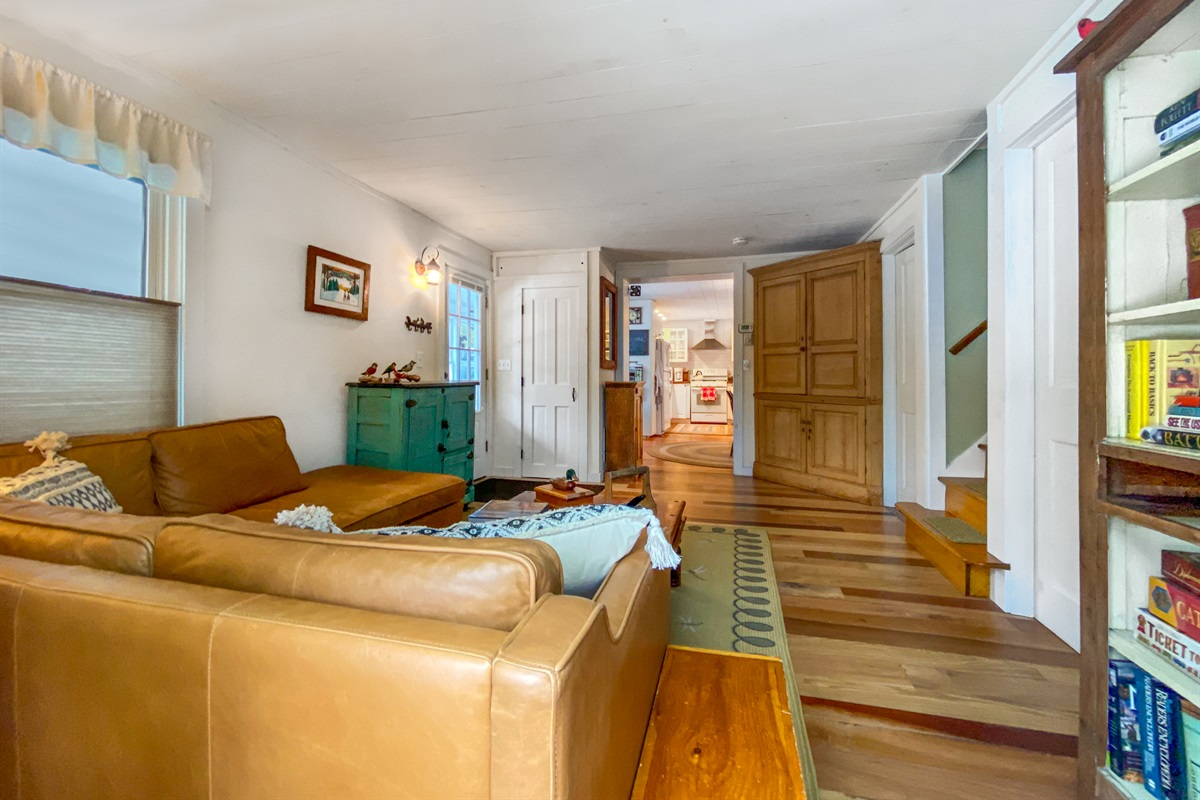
534;484;596;509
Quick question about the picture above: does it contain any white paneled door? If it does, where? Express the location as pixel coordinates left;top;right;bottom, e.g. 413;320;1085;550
521;285;584;478
1033;119;1080;650
894;245;921;503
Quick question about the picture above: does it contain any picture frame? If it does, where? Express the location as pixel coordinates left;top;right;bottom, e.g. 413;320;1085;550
630;364;645;382
305;245;370;321
599;276;618;370
629;306;643;325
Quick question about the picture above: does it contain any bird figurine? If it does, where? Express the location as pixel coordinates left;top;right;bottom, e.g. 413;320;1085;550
551;469;578;492
381;362;398;380
1077;17;1098;38
398;360;417;373
359;362;379;382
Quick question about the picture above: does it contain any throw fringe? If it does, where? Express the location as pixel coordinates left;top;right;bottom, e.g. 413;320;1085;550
274;504;343;534
641;512;681;571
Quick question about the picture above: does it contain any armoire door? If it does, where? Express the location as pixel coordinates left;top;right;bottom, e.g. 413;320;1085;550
754;398;806;473
755;275;805;394
402;391;444;474
806;402;866;484
806;264;865;397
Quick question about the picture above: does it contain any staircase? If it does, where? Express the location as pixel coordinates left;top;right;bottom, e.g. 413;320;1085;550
896;472;1009;598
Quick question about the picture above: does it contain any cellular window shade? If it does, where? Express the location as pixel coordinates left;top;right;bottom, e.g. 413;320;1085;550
0;279;179;442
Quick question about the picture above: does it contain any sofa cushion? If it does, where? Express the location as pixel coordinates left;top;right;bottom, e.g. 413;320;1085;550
0;496;165;575
153;514;563;631
0;433;159;516
0;459;123;513
148;417;305;515
230;465;465;530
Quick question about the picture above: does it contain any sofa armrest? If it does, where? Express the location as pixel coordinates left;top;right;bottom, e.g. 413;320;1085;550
490;542;670;800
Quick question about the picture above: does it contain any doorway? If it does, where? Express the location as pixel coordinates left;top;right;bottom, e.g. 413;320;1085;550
626;276;736;472
894;244;922;503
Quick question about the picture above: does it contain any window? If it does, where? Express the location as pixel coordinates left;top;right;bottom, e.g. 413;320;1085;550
663;328;689;362
0;139;181;441
0;140;147;296
448;276;485;410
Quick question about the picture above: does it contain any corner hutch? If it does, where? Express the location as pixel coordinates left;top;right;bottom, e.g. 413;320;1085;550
1056;1;1200;797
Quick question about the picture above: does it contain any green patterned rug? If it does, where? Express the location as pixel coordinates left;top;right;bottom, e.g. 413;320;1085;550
671;523;820;798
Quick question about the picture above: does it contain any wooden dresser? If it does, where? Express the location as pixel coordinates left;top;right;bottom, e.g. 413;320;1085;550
750;242;883;504
604;381;643;472
345;382;478;501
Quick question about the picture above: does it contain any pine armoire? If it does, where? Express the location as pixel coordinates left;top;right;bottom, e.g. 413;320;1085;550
750;242;883;504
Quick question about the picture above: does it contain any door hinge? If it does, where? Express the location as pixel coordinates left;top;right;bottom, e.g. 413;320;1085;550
521;376;525;387
521;448;524;460
485;441;489;452
521;304;525;314
485;368;489;381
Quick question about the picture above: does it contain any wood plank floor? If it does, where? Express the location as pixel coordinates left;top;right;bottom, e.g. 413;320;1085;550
639;434;1080;800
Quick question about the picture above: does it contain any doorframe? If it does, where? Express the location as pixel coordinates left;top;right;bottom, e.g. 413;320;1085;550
881;229;916;506
441;254;492;478
988;94;1077;617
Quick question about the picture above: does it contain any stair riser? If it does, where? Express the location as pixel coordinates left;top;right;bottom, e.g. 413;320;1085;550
904;517;992;598
945;486;986;533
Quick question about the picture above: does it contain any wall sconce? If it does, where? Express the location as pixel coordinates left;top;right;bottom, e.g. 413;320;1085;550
415;246;443;285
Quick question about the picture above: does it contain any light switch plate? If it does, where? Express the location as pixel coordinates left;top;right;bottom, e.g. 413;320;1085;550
497;359;512;371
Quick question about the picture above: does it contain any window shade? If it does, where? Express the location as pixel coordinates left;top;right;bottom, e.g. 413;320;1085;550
0;278;179;442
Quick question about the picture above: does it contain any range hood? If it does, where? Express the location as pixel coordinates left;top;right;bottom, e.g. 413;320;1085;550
691;320;728;351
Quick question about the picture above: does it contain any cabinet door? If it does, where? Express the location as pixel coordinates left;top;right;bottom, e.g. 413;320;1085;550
442;448;475;502
402;390;444;474
442;387;476;453
806;263;865;397
806;402;866;484
756;275;805;394
754;398;806;472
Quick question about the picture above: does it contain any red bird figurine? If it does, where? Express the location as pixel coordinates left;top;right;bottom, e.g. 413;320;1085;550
1077;18;1098;38
362;362;378;377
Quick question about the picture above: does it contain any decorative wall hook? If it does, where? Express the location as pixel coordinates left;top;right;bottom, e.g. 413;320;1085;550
406;316;434;334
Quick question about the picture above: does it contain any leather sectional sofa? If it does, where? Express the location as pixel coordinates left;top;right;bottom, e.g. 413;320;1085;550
0;416;671;798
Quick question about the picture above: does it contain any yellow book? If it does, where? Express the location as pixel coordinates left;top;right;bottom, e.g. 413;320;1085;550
1127;339;1200;439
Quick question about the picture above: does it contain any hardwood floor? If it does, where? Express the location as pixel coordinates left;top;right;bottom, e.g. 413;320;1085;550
640;434;1080;800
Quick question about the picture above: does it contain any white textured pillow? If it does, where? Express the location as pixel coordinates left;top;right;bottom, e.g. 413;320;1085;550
0;458;123;513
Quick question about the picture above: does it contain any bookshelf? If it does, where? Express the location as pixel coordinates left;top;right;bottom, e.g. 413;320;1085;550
1056;1;1200;797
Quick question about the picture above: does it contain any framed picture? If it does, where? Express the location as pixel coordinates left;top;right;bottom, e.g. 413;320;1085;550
629;329;650;356
630;364;644;382
599;276;617;370
629;306;643;325
305;245;370;321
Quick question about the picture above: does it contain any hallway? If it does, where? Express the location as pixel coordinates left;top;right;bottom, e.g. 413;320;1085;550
642;438;1079;800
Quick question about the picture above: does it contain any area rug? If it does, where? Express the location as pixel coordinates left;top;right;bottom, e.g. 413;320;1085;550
644;439;733;469
671;522;821;797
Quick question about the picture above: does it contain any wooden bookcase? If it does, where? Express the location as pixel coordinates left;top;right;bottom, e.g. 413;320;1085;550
1056;2;1200;798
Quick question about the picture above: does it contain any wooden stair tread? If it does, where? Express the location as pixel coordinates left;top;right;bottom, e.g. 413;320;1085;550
938;476;987;503
895;502;1009;569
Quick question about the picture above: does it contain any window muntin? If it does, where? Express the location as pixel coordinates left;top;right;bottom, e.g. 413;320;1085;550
448;276;485;410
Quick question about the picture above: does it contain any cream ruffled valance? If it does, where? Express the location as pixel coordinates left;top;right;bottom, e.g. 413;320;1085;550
0;45;212;203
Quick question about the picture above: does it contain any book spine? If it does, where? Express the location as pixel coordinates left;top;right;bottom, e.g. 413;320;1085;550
1170;405;1200;418
1165;554;1200;599
1160;111;1200;147
1156;683;1188;800
1169;690;1192;800
1136;609;1200;683
1113;660;1128;776
1144;429;1200;450
1150;343;1163;427
1180;701;1200;800
1156;90;1200;133
1151;577;1200;642
1166;415;1200;432
1130;341;1150;438
1145;669;1164;796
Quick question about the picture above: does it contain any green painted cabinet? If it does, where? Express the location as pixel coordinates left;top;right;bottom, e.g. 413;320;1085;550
345;382;478;502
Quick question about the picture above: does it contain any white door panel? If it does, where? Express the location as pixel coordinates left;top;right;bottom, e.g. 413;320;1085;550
521;285;584;478
1033;119;1080;650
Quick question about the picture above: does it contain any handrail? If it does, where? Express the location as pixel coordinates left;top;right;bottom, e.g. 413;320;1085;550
949;320;987;355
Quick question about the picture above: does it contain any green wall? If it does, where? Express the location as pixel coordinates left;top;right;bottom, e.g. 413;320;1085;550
943;149;988;464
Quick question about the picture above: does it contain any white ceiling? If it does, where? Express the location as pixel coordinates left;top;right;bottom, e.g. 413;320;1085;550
636;277;734;321
4;0;1082;259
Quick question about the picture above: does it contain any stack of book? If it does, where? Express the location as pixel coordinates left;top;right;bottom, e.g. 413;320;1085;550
1157;88;1200;158
1110;552;1200;795
1126;339;1200;451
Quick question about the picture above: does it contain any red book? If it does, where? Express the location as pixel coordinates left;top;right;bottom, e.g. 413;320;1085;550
1150;576;1200;640
1163;551;1200;595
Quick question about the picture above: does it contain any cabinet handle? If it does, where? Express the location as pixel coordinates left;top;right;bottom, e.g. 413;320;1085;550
438;443;446;453
799;346;806;352
467;451;474;460
405;399;418;408
572;388;577;402
441;419;449;429
468;393;475;402
468;437;474;445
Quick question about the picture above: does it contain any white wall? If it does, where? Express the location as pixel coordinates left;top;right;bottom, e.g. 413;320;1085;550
613;253;810;476
3;19;491;473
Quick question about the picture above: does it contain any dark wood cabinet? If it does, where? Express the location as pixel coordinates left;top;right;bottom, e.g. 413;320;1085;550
604;382;643;472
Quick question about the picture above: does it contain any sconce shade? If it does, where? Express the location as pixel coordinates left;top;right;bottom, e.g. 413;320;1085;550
416;246;443;284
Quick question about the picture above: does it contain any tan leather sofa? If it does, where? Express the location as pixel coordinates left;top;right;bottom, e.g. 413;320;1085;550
0;495;670;798
0;415;466;529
